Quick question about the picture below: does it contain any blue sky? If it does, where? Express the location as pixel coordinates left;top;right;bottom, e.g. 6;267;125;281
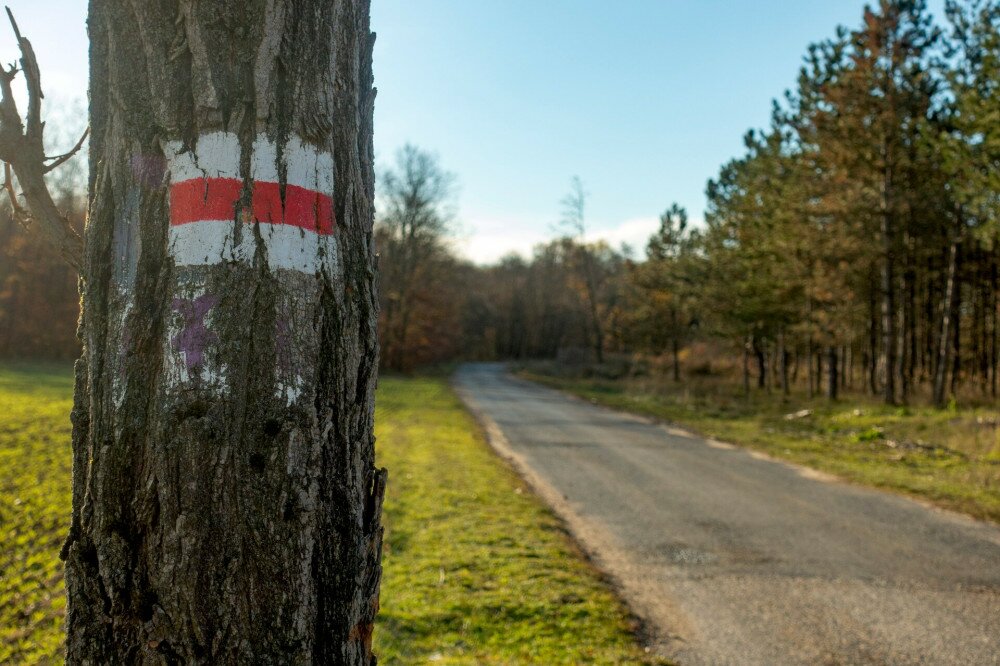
3;1;946;263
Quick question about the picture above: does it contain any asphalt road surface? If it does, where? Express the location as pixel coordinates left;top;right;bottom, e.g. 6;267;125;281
452;363;1000;666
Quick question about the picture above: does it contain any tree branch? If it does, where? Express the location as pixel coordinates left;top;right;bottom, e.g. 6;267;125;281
0;7;83;271
44;126;89;173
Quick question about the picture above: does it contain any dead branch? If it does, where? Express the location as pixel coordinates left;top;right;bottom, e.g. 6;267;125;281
0;7;83;270
44;127;89;173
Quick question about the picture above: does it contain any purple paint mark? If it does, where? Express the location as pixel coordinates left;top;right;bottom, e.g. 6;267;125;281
130;154;167;188
171;293;220;371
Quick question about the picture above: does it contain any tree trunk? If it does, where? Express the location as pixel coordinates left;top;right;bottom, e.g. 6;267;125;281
951;262;963;396
826;346;838;401
742;335;751;397
881;226;898;405
992;251;998;398
807;337;815;399
64;3;384;663
867;272;879;395
898;272;909;404
846;345;853;390
880;147;898;405
816;350;823;398
754;338;766;389
934;228;960;407
778;331;789;397
671;336;680;382
670;306;680;382
579;247;604;364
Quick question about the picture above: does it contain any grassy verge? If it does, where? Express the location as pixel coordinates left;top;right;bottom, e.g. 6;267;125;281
517;367;1000;524
0;364;661;664
373;376;662;664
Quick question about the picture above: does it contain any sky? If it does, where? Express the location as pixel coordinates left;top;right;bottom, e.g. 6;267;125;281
2;0;946;264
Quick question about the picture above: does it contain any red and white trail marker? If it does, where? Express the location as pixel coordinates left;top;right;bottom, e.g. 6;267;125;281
163;132;340;275
157;131;337;401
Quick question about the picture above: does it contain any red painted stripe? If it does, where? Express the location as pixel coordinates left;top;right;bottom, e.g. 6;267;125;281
170;178;335;234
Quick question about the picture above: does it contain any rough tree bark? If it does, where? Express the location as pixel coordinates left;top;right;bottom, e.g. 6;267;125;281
61;2;385;663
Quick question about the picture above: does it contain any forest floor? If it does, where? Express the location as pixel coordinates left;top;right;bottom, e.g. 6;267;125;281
516;362;1000;524
0;363;662;665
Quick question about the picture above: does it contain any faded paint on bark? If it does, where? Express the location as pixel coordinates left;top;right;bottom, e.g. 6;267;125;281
65;2;382;663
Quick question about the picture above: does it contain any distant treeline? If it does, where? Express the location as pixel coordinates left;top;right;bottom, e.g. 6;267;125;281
379;0;1000;406
0;190;82;361
2;1;997;409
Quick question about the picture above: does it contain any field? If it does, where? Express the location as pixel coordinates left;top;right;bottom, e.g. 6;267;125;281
0;364;660;664
518;365;1000;523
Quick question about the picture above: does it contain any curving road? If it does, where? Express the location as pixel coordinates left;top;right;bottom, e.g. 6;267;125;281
453;363;1000;666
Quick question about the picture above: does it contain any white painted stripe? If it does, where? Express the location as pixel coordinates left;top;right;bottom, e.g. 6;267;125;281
251;134;278;183
168;221;340;274
165;131;335;194
285;134;335;194
164;131;339;276
164;132;241;183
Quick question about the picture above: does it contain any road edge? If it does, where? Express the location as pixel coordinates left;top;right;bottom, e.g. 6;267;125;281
513;369;1000;536
450;372;690;662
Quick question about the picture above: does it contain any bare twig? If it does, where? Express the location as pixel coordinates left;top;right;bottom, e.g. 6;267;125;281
0;7;83;270
44;126;89;173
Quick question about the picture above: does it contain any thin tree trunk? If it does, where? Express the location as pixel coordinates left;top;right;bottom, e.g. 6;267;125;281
951;266;963;396
934;227;960;407
898;272;909;404
868;270;879;395
580;248;604;364
992;251;998;398
807;337;815;399
755;338;766;390
778;331;789;397
908;261;918;388
840;345;848;391
882;227;898;405
743;335;751;397
827;346;839;400
767;342;775;393
65;3;384;663
847;345;854;390
815;350;823;398
880;145;898;405
670;306;680;381
923;270;936;383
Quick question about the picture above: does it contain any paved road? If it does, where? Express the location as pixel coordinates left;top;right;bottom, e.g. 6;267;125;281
453;364;1000;666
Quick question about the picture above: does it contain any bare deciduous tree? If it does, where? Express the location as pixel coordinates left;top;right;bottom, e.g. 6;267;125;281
377;144;455;370
559;176;607;363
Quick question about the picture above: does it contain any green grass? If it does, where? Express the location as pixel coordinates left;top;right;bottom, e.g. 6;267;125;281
0;362;74;665
0;364;660;665
518;367;1000;524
